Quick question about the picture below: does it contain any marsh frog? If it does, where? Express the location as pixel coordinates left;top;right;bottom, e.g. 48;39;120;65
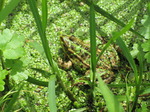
59;35;119;83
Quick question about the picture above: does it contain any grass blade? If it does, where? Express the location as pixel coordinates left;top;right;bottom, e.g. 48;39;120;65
28;0;76;105
0;0;4;11
0;0;21;24
27;76;48;87
97;76;124;112
116;37;138;82
96;18;134;112
48;75;57;112
82;0;143;37
27;0;54;69
96;19;135;65
31;68;52;78
4;84;23;112
116;37;139;112
87;1;97;109
42;0;47;32
89;1;96;86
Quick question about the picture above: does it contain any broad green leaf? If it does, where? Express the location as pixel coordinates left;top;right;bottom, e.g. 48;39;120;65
10;70;28;84
0;29;25;59
144;52;150;63
130;43;139;58
142;40;150;52
140;4;150;63
3;47;25;59
140;3;150;39
5;59;28;83
9;60;23;74
6;34;25;49
20;56;30;67
140;15;150;39
48;75;57;112
97;75;124;112
5;59;20;68
0;70;8;91
0;29;12;50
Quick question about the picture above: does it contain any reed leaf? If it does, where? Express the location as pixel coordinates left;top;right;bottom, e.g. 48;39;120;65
42;0;47;32
89;0;96;86
97;76;124;112
0;0;4;11
27;76;48;87
96;19;135;65
0;0;21;24
82;0;143;37
48;75;57;112
27;0;54;68
96;18;134;112
116;37;138;83
27;0;76;108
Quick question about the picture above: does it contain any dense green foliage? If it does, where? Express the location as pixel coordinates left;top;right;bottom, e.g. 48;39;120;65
0;0;150;112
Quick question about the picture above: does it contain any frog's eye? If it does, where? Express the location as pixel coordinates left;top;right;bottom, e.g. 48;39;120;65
69;36;75;41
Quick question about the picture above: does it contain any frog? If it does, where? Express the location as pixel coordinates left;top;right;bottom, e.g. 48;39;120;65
58;35;119;83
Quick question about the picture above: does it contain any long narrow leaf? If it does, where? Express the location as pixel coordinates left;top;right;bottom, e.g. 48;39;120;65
31;68;52;78
27;0;54;69
97;76;124;112
108;83;150;87
116;38;138;82
4;84;23;112
116;32;139;112
89;1;96;85
42;0;47;32
82;0;143;37
0;0;21;23
27;0;76;104
96;18;134;112
96;19;135;65
27;76;48;87
29;40;46;58
48;75;57;112
0;0;4;11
